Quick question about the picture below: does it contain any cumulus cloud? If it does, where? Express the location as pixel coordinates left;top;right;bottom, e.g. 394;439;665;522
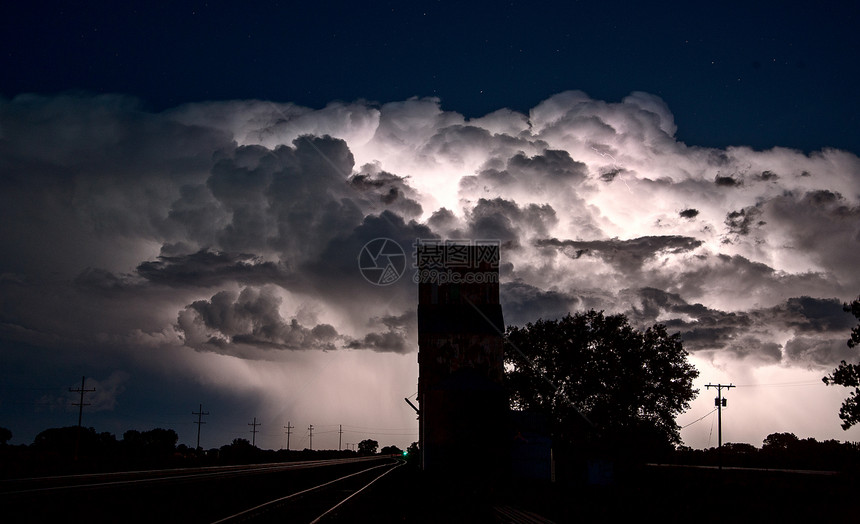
177;286;340;353
344;311;417;354
1;90;858;377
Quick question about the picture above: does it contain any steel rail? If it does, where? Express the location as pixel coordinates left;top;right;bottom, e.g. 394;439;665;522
209;460;401;523
308;460;403;523
0;456;390;495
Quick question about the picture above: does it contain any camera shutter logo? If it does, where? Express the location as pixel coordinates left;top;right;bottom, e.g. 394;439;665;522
358;238;407;286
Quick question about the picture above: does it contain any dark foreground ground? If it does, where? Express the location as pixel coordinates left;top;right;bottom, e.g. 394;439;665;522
326;462;859;523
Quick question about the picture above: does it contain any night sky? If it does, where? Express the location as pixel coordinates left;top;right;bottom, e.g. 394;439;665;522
1;1;859;451
4;1;859;153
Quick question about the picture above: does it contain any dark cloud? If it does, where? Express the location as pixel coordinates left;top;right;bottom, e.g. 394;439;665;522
599;168;627;182
761;189;860;284
469;150;589;193
3;88;860;451
724;206;765;236
177;286;339;352
345;311;417;354
203;135;362;259
784;336;857;367
507;150;588;181
768;190;860;234
464;198;559;249
622;287;756;354
420;124;523;165
345;331;411;353
0;95;232;279
307;210;434;296
349;164;423;218
74;267;140;295
714;174;741;187
669;253;842;306
537;235;703;273
754;170;779;182
465;198;521;248
706;150;731;167
758;296;856;334
722;336;782;363
500;281;579;326
427;208;459;231
618;287;857;366
136;250;290;288
625;288;782;363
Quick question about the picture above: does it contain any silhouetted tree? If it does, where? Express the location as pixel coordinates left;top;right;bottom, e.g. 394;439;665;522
219;438;258;463
380;445;402;455
358;439;378;455
823;295;860;429
32;426;117;458
505;310;699;459
762;432;799;453
0;427;11;445
121;428;178;461
723;442;757;454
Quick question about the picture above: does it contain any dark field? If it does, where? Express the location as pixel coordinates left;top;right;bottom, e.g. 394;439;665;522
3;460;855;523
328;463;859;523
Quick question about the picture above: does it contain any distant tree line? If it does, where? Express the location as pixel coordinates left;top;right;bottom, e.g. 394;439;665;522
504;309;860;477
0;425;411;479
673;432;860;471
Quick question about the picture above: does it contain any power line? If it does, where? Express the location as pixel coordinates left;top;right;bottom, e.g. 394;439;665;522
679;408;718;429
248;417;261;447
192;404;209;450
69;376;96;429
69;376;95;461
705;383;735;470
284;421;294;451
734;380;822;388
341;424;417;431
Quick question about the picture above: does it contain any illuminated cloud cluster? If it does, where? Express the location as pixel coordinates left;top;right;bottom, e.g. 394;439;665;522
2;90;858;375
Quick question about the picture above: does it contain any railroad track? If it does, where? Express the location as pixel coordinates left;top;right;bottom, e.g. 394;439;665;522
1;456;401;523
211;459;404;523
0;455;390;495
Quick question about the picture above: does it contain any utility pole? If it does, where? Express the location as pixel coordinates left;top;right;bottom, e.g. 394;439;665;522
70;376;96;428
705;383;735;470
192;404;209;450
308;424;314;450
249;417;261;447
338;424;343;451
284;421;294;451
69;376;95;461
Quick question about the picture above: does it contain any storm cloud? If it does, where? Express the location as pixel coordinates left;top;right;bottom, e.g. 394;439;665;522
2;90;859;449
